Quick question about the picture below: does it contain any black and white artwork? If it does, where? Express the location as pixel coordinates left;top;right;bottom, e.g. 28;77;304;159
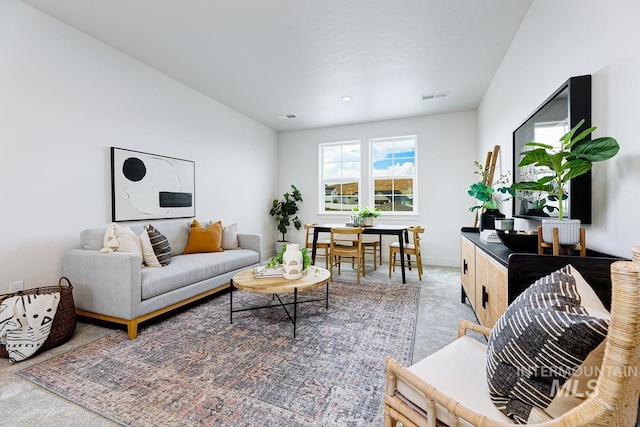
111;147;195;221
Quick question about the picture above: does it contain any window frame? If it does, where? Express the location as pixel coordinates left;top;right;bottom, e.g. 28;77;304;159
369;135;418;216
318;140;362;215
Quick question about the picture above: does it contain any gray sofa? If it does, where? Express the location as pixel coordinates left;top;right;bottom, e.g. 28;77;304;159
62;220;262;339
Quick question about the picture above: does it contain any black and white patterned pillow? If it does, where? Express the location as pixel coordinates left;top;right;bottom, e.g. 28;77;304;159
486;266;609;423
146;225;172;266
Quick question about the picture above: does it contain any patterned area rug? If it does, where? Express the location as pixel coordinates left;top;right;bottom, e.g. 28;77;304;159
18;281;418;426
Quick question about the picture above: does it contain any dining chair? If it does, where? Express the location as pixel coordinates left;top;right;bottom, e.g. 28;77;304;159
389;226;425;281
304;223;330;268
362;237;381;270
330;227;365;284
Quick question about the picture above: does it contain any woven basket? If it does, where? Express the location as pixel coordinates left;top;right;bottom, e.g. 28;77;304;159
0;277;76;358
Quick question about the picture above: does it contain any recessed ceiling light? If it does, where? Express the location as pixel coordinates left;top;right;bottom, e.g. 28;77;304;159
276;114;297;119
341;96;352;102
421;91;450;100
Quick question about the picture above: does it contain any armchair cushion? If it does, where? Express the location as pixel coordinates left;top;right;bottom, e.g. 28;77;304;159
486;265;610;423
398;336;513;426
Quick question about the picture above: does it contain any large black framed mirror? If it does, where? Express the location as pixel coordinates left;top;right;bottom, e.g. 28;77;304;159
512;74;592;224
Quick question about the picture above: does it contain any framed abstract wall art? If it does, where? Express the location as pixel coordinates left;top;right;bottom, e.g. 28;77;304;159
111;147;195;221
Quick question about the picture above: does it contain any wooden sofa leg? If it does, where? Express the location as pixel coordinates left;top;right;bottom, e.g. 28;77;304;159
127;320;138;340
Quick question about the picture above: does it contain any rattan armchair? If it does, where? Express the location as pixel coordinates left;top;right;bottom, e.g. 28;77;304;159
384;250;640;427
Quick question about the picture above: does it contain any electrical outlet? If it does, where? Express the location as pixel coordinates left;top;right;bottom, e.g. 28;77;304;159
10;281;24;292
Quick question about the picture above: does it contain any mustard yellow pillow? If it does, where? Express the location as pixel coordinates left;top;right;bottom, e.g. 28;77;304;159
182;220;223;254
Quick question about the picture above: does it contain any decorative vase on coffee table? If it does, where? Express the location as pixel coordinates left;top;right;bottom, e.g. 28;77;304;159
282;243;303;280
541;219;582;245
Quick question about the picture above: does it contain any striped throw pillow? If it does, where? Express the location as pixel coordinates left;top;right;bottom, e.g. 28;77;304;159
486;265;609;423
146;225;172;266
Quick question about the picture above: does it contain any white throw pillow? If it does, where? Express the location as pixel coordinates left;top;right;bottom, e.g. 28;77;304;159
221;223;239;250
139;228;161;267
101;224;143;263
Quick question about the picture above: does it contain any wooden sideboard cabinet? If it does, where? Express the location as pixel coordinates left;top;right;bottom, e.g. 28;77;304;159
461;227;623;328
460;233;507;328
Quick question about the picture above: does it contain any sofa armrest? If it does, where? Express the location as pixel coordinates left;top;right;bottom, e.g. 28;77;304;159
62;249;142;320
237;233;263;263
457;319;492;338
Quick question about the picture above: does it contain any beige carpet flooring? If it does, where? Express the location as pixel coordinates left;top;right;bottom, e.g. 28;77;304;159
0;265;476;426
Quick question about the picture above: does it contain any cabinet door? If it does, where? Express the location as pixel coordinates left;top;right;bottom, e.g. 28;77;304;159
486;256;508;328
474;248;489;326
473;248;508;328
460;236;476;309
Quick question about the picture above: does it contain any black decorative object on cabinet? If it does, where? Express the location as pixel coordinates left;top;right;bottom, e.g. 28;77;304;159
479;209;505;231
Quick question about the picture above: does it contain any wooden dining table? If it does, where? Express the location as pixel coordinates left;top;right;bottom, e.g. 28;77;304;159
310;223;411;283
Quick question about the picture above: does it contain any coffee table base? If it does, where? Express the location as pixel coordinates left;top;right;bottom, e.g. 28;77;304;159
230;280;329;338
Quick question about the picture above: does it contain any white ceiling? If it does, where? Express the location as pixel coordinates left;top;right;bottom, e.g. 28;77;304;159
20;0;532;132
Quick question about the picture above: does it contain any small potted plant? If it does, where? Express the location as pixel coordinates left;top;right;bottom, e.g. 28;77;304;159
468;161;514;230
266;244;312;271
510;119;619;244
269;184;303;251
351;206;380;226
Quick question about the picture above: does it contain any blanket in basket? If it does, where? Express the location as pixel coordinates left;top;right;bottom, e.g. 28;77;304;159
0;292;60;362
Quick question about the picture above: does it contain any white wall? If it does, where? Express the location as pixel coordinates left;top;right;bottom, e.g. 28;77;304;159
478;0;640;258
0;1;278;292
278;112;477;267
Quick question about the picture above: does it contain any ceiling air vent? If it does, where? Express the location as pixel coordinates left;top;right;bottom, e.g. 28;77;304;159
421;92;450;100
276;114;297;119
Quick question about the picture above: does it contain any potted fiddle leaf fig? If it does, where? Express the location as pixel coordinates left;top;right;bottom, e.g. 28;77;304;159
511;119;619;244
270;184;303;248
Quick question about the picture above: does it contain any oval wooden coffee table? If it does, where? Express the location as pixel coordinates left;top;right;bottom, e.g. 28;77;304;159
230;267;331;338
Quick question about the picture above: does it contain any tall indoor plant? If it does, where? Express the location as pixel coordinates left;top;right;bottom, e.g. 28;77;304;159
511;119;619;243
270;184;303;245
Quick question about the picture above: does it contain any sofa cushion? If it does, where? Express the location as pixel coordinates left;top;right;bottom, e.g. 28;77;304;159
222;223;239;250
80;228;105;250
183;220;223;254
141;249;259;300
398;336;513;426
146;225;172;266
486;265;609;423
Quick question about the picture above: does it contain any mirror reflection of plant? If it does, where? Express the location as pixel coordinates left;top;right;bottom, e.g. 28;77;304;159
468;161;515;212
518;190;561;214
511;119;619;220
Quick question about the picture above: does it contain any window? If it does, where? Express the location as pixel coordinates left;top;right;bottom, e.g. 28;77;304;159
320;141;360;213
370;136;416;213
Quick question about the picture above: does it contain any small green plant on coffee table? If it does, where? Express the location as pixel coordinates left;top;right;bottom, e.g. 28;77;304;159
266;244;313;271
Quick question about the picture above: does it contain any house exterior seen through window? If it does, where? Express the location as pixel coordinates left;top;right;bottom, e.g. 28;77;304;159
371;136;416;213
320;141;361;213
